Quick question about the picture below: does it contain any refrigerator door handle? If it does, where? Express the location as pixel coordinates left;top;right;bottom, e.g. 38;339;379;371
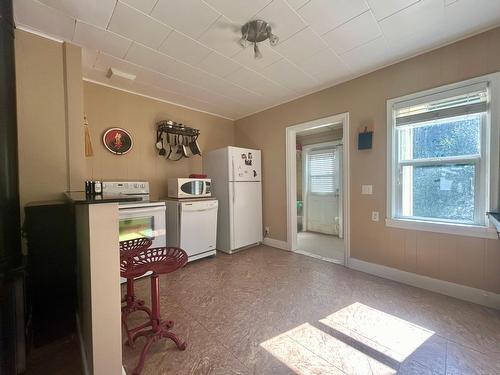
233;183;236;204
231;157;235;182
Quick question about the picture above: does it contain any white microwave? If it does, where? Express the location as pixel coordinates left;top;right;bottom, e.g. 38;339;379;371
168;178;211;198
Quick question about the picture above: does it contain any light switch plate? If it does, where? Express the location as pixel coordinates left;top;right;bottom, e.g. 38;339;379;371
372;211;379;222
362;185;373;195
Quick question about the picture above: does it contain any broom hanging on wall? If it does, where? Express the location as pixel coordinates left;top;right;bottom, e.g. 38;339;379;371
84;115;94;157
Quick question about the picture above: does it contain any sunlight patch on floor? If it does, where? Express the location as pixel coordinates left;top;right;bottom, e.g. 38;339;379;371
319;302;434;362
261;322;396;374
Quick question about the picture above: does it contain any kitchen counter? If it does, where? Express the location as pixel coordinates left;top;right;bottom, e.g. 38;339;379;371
65;191;141;204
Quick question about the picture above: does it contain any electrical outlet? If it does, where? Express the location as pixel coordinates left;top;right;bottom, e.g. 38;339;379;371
362;185;373;195
371;211;379;222
264;226;270;237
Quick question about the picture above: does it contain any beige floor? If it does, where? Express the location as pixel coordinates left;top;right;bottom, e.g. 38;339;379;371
121;246;500;375
297;231;344;263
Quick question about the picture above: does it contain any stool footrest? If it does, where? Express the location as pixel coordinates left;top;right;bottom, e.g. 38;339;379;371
130;319;187;375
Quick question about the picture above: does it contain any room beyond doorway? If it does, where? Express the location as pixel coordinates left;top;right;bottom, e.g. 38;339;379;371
286;113;350;265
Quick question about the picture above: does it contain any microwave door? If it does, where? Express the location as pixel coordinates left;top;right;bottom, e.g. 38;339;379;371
180;180;204;196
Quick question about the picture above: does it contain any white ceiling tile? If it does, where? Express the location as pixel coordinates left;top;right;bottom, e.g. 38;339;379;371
108;2;172;49
340;36;391;74
444;0;500;32
203;0;272;25
274;27;327;64
379;0;445;43
296;49;351;82
38;0;115;28
286;0;310;10
196;52;242;78
159;31;211;65
260;59;316;91
121;0;158;14
74;21;132;59
232;44;283;71
253;0;307;42
125;42;178;76
198;16;243;57
14;0;76;41
151;0;221;39
225;67;285;98
94;51;144;76
297;0;369;35
366;0;420;21
323;11;381;54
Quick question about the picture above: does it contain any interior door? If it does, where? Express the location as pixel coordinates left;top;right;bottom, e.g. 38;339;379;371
230;181;262;249
305;148;339;235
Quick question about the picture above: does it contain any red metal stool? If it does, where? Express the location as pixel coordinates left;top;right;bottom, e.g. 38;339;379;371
120;238;153;345
120;246;188;375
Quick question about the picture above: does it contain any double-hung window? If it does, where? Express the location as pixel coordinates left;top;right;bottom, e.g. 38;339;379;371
387;74;499;237
308;149;337;194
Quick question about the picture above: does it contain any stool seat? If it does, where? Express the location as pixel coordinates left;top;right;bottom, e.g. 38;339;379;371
120;246;188;279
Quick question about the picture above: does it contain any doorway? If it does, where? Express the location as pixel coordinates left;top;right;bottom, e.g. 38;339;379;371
286;113;350;265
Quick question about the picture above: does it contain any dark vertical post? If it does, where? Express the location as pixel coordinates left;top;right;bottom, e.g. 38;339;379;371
0;0;24;373
0;0;21;269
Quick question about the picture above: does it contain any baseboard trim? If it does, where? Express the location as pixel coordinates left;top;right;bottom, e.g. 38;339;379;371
263;237;290;251
348;258;500;310
75;313;90;375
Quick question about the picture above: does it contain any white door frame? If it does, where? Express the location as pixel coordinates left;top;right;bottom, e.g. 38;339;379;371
286;113;350;265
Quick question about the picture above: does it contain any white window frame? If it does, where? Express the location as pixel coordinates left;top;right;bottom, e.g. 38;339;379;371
386;73;500;239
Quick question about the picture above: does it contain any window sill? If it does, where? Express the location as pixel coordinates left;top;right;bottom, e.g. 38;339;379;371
385;218;498;239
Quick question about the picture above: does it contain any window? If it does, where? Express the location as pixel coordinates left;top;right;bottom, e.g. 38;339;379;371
308;149;337;194
387;74;499;238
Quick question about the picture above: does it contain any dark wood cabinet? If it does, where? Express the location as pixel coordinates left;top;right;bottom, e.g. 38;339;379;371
24;201;77;347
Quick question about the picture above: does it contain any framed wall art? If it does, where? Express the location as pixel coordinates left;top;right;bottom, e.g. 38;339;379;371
102;127;133;155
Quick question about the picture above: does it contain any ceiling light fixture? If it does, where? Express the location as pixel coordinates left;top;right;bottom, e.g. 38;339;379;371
239;20;279;59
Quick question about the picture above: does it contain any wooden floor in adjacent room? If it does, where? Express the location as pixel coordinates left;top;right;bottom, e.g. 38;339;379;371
121;245;500;375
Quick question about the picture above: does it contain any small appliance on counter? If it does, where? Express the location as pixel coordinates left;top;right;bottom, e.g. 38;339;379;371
167;177;211;198
102;181;166;283
203;146;263;254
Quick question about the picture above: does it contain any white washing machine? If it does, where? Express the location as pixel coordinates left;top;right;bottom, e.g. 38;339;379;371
165;198;218;262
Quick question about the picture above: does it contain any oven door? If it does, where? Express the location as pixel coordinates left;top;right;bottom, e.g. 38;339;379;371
118;205;166;248
118;205;166;283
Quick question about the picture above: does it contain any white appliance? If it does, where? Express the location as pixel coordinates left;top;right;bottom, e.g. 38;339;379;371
166;198;218;262
167;178;211;198
203;146;263;254
103;181;166;283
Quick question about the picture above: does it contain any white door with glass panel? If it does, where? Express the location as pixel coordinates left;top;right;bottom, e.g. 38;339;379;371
304;147;340;235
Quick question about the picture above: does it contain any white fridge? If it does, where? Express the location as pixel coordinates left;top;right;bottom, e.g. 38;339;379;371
203;146;263;254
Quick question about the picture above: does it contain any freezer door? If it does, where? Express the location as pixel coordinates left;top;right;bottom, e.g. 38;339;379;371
229;147;261;182
230;182;263;250
180;200;218;258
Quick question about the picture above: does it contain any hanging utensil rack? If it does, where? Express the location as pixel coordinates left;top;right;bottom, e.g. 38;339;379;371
155;120;201;160
157;120;200;137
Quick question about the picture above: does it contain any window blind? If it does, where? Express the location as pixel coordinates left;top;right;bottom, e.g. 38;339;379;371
394;85;488;126
309;150;337;193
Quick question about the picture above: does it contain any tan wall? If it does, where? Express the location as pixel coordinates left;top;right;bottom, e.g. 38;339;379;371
15;30;86;210
235;27;500;294
15;30;68;208
83;82;235;199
